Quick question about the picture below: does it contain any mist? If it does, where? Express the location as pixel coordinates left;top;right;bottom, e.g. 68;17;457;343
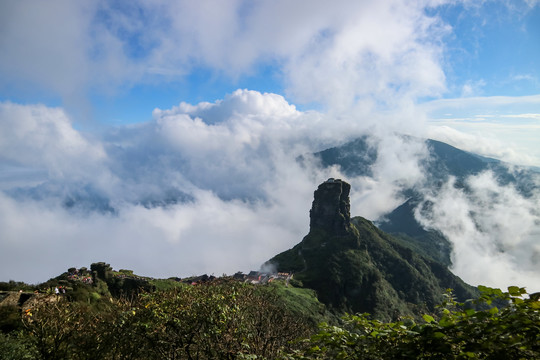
1;1;539;293
415;171;540;292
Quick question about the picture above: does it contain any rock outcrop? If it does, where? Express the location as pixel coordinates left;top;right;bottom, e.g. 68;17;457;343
267;179;478;321
309;178;351;235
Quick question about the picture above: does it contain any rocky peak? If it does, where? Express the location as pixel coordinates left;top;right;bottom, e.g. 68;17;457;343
309;178;351;234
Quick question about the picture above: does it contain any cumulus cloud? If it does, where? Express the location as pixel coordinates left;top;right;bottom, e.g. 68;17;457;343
1;0;449;116
283;1;448;113
0;92;327;283
415;172;540;292
1;90;539;293
0;91;436;283
0;102;112;186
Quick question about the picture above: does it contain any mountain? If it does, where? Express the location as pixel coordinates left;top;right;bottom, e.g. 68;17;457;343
266;179;478;321
314;136;538;188
312;136;540;266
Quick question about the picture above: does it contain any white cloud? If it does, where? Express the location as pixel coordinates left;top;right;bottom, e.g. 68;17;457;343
423;94;540;166
0;188;312;283
281;1;448;112
422;94;540;111
1;91;539;294
461;79;486;97
0;102;111;184
0;91;435;283
427;125;540;166
0;92;325;283
0;2;92;94
502;113;540;120
1;0;450;116
0;1;135;113
155;89;299;125
347;134;430;219
415;172;540;292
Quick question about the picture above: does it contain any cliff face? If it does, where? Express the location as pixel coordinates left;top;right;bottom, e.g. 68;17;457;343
309;179;351;235
267;179;478;321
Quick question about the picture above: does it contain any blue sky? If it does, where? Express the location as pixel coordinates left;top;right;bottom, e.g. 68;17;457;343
433;1;540;98
1;0;538;165
1;1;540;287
0;2;537;117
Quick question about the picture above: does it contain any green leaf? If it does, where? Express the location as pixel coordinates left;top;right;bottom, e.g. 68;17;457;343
529;301;540;309
439;317;454;327
508;286;521;296
478;285;491;294
422;314;435;323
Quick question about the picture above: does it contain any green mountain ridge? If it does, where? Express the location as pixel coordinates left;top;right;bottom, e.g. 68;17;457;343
267;179;478;321
2;178;479;325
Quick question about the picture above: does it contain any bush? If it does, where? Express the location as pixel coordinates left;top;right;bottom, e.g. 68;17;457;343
0;333;36;360
287;286;540;359
0;305;23;333
4;280;313;359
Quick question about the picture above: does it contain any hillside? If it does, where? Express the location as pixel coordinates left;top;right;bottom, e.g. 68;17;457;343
267;178;478;320
1;178;538;358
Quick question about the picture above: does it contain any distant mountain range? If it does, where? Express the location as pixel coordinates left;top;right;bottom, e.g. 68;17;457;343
314;136;539;192
312;136;540;267
8;135;537;221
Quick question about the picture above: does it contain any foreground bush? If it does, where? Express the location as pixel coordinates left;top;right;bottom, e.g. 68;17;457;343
286;286;540;359
2;283;538;359
2;279;311;360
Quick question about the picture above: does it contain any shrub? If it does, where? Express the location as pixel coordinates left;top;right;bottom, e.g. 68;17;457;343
287;286;540;359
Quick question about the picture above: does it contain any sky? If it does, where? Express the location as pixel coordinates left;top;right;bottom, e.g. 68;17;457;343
1;0;539;291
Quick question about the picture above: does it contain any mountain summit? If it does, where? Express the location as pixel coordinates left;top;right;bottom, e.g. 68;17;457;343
267;179;477;320
309;178;351;235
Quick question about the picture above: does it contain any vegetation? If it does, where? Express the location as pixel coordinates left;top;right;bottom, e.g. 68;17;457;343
266;280;334;326
1;217;535;359
0;281;35;293
287;286;540;360
1;278;538;359
0;278;314;360
269;217;477;321
2;152;538;358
